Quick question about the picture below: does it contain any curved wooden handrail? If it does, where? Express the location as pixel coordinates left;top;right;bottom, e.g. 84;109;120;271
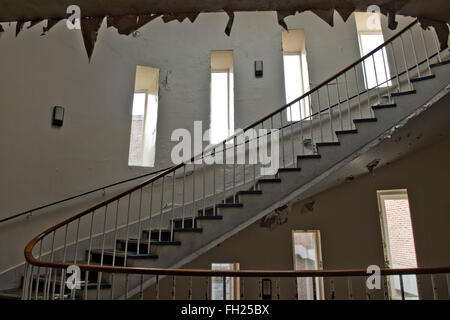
20;256;450;278
25;19;421;270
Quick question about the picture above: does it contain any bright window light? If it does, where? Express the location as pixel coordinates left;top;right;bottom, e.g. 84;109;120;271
210;71;234;144
129;92;147;166
283;54;311;121
359;33;391;89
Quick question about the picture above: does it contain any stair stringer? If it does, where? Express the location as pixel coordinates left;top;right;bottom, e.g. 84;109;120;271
119;64;450;299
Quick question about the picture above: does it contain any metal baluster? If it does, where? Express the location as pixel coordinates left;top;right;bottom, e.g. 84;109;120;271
389;42;401;93
59;225;69;300
317;90;323;142
170;172;176;240
156;275;160;300
22;263;29;300
381;47;391;102
325;84;334;142
34;240;43;300
279;111;285;168
362;60;372;118
213;148;216;215
202;153;206;216
343;72;353;127
27;264;35;300
140;274;144;300
372;53;381;103
399;275;405;300
147;183;154;254
330;279;335;300
205;276;209;300
181;165;186;224
253;128;257;189
189;276;193;300
383;275;390;300
409;29;421;78
347;277;353;300
312;276;317;300
110;200;120;300
136;189;144;255
399;34;412;90
97;204;108;300
232;136;236;203
240;278;245;300
159;176;166;241
294;278;298;300
335;78;344;129
84;210;96;300
223;142;227;203
172;276;176;300
72;218;81;300
431;274;438;300
289;104;295;165
191;162;196;225
419;26;432;74
308;94;314;149
276;278;280;300
46;231;56;300
258;278;262;300
432;30;442;63
299;106;305;155
352;67;362;119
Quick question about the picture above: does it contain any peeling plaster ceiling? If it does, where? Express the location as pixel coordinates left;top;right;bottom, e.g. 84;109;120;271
0;0;449;60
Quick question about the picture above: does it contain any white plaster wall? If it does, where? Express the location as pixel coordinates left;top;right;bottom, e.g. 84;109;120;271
0;11;415;275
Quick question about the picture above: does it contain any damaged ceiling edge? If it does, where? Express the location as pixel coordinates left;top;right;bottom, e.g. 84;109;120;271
0;8;448;61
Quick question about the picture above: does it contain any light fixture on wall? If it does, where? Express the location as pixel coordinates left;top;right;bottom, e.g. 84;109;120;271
255;60;263;77
52;106;64;127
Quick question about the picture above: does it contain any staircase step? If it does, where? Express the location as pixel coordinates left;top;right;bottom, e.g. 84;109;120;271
336;129;358;135
258;178;281;183
372;103;397;110
277;168;302;172
410;74;436;82
173;227;203;233
430;60;450;68
391;90;416;97
316;142;340;147
216;203;243;209
196;215;223;220
149;230;172;242
353;118;377;124
237;190;263;195
90;248;158;264
171;218;196;229
297;154;321;160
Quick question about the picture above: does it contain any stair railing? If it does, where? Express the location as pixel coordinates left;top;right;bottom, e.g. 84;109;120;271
23;19;449;300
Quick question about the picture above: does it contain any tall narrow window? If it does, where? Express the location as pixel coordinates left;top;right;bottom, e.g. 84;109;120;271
282;30;311;121
211;263;240;300
128;66;160;167
377;189;419;300
355;13;391;89
292;230;324;300
210;51;234;144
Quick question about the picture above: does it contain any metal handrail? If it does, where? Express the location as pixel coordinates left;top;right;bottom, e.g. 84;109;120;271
0;167;171;224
